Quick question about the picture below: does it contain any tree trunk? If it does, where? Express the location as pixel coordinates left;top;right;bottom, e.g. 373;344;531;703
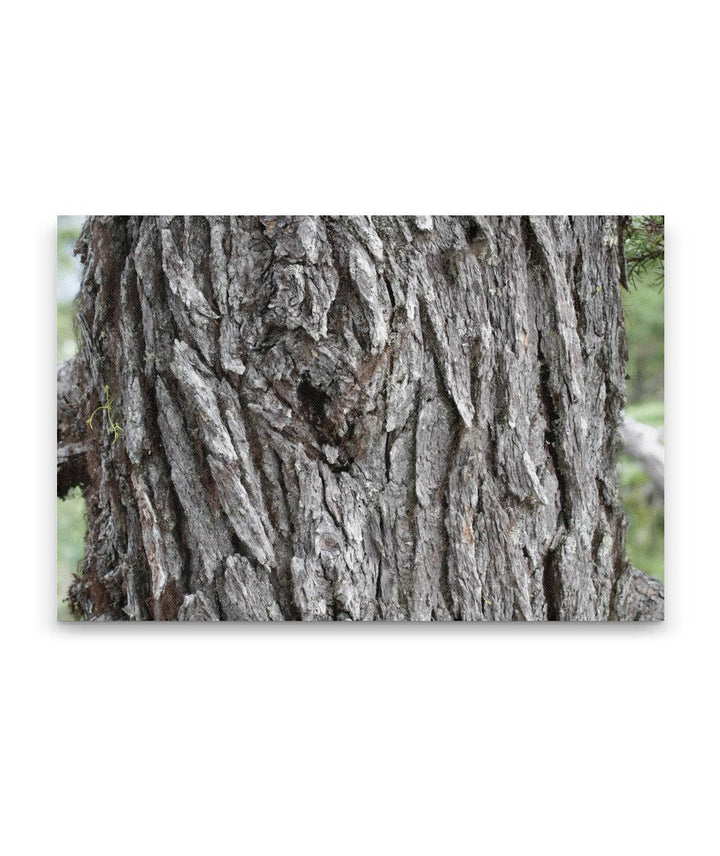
59;215;663;621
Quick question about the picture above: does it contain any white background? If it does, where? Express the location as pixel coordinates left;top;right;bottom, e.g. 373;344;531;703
1;2;717;854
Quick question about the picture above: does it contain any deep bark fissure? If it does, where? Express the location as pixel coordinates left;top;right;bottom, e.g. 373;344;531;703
536;331;570;531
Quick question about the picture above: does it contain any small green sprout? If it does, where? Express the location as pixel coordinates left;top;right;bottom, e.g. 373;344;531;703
86;384;124;445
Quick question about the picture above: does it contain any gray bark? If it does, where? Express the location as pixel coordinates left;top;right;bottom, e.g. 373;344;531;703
57;357;88;499
58;215;663;620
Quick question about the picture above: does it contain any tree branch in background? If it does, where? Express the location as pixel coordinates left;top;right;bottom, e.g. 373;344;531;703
619;415;664;498
624;215;664;288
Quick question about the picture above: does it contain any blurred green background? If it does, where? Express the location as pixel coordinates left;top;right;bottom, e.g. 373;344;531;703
57;217;85;620
56;217;664;618
620;261;664;581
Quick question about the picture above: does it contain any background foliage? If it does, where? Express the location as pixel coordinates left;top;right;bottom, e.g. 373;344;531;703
57;219;83;620
620;216;664;581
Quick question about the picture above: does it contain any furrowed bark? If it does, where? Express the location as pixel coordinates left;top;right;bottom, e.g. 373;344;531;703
63;215;663;621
